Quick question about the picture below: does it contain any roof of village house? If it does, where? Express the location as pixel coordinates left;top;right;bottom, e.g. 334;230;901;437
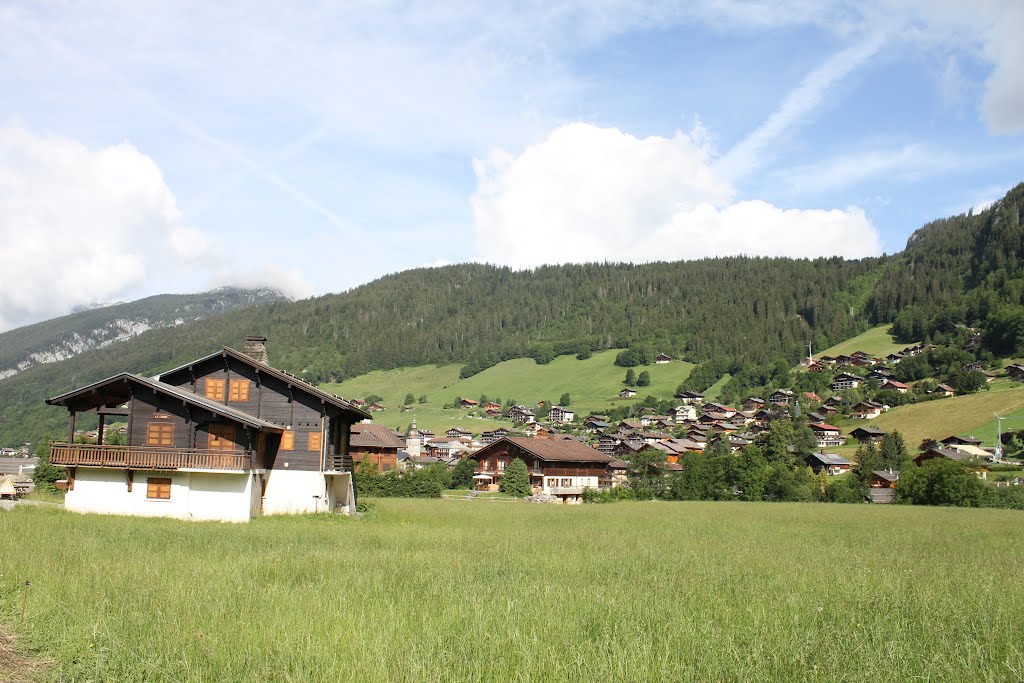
608;459;628;469
157;346;370;419
808;422;841;432
488;436;614;463
851;426;886;436
350;424;406;449
807;452;851;466
881;379;908;389
872;469;900;482
918;447;978;462
46;372;286;432
941;435;983;446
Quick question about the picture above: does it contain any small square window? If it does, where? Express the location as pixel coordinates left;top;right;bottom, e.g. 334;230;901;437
147;477;171;500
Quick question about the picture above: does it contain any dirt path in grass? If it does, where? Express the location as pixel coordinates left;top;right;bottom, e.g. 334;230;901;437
0;627;47;683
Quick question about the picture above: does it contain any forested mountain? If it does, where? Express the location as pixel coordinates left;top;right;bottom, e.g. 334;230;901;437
0;287;286;381
3;182;1024;445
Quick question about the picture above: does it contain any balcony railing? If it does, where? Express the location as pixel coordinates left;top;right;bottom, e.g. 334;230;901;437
324;454;354;473
548;486;584;495
50;443;251;471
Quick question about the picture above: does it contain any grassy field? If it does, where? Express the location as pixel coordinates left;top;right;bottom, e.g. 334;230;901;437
817;325;913;359
854;384;1024;448
2;500;1022;682
321;351;694;434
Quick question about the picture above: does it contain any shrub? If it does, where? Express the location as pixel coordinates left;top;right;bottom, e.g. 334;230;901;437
500;458;532;497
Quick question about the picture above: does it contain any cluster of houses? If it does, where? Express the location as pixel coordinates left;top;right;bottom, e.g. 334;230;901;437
32;337;1023;520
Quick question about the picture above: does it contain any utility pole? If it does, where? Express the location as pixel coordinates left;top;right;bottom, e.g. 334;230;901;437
994;413;1004;460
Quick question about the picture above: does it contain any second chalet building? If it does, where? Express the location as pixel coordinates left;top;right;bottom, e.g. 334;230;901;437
45;337;370;522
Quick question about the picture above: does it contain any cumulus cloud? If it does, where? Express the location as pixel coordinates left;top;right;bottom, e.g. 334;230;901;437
0;122;199;329
472;123;881;268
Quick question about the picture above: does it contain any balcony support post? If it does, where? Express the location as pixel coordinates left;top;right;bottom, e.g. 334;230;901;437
67;411;76;445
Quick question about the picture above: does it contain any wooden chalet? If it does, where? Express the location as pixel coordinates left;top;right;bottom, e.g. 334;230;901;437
350;423;406;473
850;426;886;444
805;452;852;475
868;469;899;503
472;436;615;503
850;401;884;419
879;379;908;394
940;435;983;447
1006;364;1024;381
548;406;575;424
808;422;844;448
655;353;673;364
44;337;370;522
618;388;638;398
830;373;862;391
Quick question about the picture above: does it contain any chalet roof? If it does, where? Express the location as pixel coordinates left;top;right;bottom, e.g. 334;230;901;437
158;346;370;419
808;422;841;432
941;435;983;446
872;469;900;482
608;459;629;469
919;447;980;463
350;424;406;449
881;380;908;389
850;426;886;436
808;452;851;466
487;436;614;464
46;373;284;432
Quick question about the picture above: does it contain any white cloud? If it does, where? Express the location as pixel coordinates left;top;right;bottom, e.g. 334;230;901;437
210;265;313;301
0;121;218;330
716;31;888;181
472;122;881;269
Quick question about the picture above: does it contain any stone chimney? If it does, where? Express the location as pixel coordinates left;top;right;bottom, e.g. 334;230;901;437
244;335;269;365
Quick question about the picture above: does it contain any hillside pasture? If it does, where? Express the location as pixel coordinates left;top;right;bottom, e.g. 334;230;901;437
856;386;1024;449
322;350;694;433
1;500;1022;682
817;325;913;359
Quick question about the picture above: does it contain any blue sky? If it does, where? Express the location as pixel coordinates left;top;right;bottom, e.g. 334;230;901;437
1;1;1023;330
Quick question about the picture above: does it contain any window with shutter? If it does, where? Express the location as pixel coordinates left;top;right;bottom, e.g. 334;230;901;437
209;424;236;451
280;430;295;451
229;380;251;402
205;378;226;401
147;477;172;499
146;423;174;447
308;431;322;452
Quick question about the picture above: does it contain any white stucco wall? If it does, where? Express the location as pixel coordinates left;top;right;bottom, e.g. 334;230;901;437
65;468;253;522
262;469;330;514
541;475;600;492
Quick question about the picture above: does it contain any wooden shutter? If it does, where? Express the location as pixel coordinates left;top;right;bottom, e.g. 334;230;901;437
205;378;226;401
280;430;295;451
146;477;171;499
146;423;174;447
209;424;236;451
229;380;250;402
308;431;322;452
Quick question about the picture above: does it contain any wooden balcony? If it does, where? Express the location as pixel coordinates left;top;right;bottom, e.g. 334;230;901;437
50;443;251;471
323;454;354;473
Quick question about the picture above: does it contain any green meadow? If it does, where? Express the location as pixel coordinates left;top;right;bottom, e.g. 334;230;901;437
321;350;695;433
2;500;1022;682
816;325;912;359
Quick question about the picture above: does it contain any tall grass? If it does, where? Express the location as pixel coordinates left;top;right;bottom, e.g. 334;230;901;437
1;500;1022;681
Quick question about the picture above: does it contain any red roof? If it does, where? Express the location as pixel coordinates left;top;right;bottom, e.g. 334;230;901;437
808;422;841;432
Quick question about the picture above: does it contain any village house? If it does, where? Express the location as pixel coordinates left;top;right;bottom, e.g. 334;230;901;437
930;383;956;397
509;405;536;425
471;436;615;503
583;418;610;433
44;337;369;522
548;405;575;424
770;389;794;406
1006;364;1024;381
350;423;406;473
458;398;479;409
879;379;909;394
808;422;845;448
805;452;852;475
675;391;704;404
480;428;511;445
830;372;862;391
655;353;673;363
446;427;472;439
618;388;638;398
868;469;899;503
673;404;697;422
850;426;886;444
850;400;885;419
743;397;766;412
940;435;983;447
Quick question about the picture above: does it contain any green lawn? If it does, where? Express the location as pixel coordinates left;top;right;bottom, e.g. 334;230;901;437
321;351;694;434
703;372;732;401
1;500;1022;681
817;325;914;359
